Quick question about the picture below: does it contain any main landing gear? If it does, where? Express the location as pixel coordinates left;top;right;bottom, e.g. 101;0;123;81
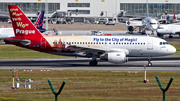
89;55;98;66
147;57;152;67
89;60;97;66
169;34;173;38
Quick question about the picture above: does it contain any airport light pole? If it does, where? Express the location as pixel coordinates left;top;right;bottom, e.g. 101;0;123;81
45;0;48;30
146;0;149;17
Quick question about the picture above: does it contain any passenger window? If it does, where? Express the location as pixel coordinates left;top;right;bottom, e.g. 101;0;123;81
96;42;98;44
88;42;90;44
80;42;82;44
105;42;107;44
127;43;129;45
113;43;115;44
124;43;126;45
74;42;76;44
109;42;111;44
116;42;118;44
85;42;87;44
94;42;95;44
72;42;73;44
99;42;101;44
91;42;93;44
102;42;103;44
160;42;162;45
83;42;84;44
119;43;121;44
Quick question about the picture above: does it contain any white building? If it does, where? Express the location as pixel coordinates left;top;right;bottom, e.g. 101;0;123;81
0;0;180;21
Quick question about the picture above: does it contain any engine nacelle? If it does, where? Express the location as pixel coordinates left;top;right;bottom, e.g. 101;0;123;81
127;26;134;32
100;52;128;64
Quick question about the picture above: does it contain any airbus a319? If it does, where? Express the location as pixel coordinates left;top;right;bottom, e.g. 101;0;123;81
5;5;176;67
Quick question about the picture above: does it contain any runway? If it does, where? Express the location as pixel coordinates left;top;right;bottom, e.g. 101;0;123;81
0;56;180;71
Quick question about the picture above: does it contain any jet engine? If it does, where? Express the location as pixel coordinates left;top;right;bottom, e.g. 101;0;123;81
127;26;134;32
100;52;128;64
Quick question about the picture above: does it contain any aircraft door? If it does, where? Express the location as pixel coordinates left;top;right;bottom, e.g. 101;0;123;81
41;37;46;48
147;39;153;50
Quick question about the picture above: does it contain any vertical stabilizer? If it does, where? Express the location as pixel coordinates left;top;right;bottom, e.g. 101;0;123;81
7;5;54;52
8;5;42;38
35;11;45;30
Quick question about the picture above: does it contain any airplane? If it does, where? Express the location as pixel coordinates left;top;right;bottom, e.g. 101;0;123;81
5;5;176;67
127;0;159;35
0;11;45;40
156;24;180;39
0;28;14;39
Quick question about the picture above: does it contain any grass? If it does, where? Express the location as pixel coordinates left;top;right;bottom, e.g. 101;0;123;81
0;70;180;101
169;42;180;51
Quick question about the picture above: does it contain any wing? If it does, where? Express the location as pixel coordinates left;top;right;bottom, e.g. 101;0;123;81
67;45;129;56
68;45;106;55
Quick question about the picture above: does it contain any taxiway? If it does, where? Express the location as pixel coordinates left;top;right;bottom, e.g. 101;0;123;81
0;56;180;71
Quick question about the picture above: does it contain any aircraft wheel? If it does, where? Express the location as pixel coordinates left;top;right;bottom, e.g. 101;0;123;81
148;63;152;67
169;36;173;38
89;60;97;66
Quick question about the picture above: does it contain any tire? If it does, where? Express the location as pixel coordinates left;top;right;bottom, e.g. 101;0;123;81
89;60;97;66
148;63;152;67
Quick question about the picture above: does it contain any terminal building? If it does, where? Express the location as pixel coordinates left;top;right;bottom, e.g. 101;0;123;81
0;0;180;22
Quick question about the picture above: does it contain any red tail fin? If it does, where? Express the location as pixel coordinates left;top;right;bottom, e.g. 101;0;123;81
8;5;42;38
7;5;54;52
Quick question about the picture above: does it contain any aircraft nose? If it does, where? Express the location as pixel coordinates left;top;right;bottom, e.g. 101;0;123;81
152;25;158;30
169;45;176;54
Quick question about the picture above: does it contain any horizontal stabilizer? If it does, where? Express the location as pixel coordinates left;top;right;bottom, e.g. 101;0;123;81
6;38;31;46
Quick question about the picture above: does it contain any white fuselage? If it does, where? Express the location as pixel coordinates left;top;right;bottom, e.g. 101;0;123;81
156;24;180;35
0;28;14;39
44;35;176;57
144;17;159;31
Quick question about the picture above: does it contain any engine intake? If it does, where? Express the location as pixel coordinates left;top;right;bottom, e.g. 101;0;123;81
100;52;128;64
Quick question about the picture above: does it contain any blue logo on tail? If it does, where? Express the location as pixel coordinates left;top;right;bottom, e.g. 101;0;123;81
35;11;46;31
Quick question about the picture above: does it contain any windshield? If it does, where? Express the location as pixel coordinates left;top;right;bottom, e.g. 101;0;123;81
150;23;156;24
160;42;169;45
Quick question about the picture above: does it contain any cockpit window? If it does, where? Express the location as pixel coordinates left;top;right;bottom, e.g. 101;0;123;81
150;23;156;24
160;42;168;45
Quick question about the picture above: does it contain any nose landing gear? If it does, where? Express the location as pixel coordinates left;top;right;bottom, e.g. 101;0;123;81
147;57;152;67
